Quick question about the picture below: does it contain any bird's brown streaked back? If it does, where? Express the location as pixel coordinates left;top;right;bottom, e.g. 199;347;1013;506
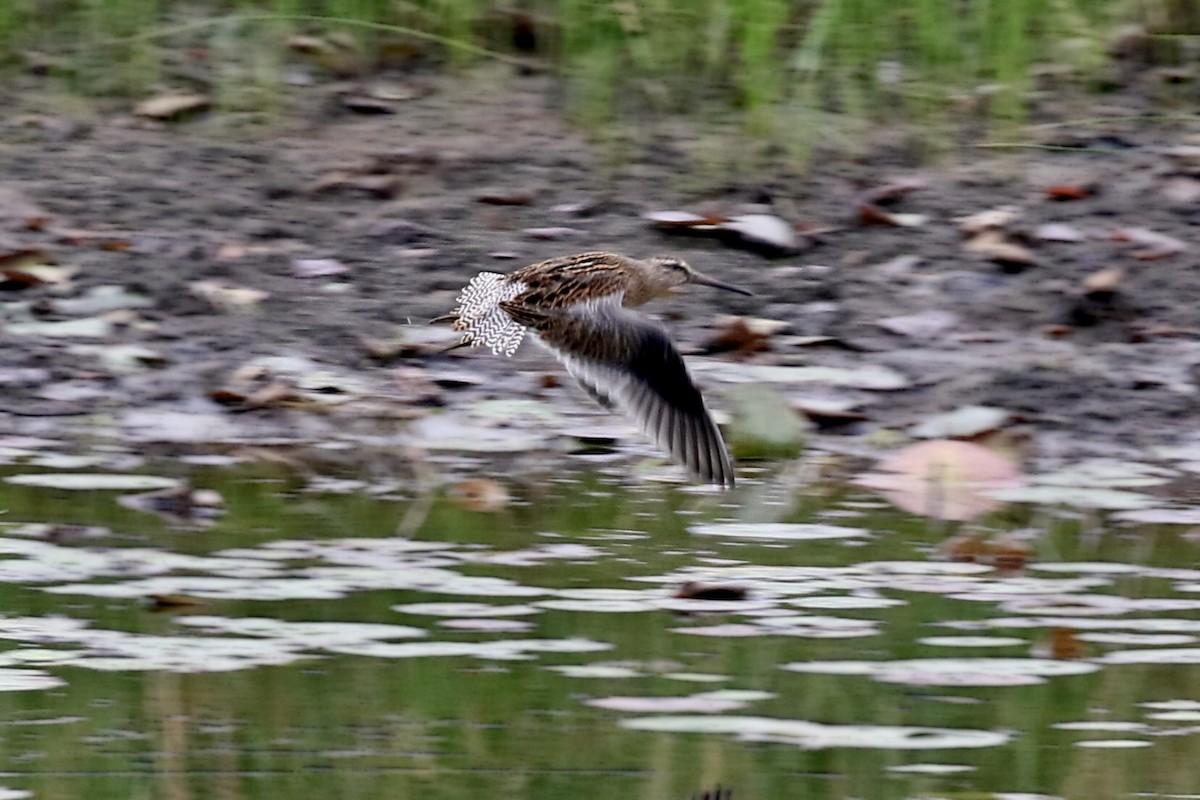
439;252;749;487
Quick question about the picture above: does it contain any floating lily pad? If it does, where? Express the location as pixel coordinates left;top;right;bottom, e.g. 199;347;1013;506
1053;721;1149;732
789;595;906;610
174;616;426;643
4;473;183;491
1098;648;1200;665
621;715;1011;750
919;636;1027;648
987;486;1157;511
438;619;534;632
1074;740;1151;749
689;523;868;541
391;603;541;617
0;669;66;691
547;665;642;679
1140;700;1200;711
887;764;976;774
782;657;1098;686
586;690;763;714
1146;710;1200;721
1077;633;1196;646
1032;459;1177;489
1111;508;1200;525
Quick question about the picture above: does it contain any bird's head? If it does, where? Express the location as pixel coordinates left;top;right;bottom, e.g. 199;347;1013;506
645;256;753;298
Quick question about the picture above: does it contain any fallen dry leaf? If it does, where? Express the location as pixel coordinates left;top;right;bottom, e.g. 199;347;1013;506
338;94;396;115
877;310;959;340
476;189;535;206
956;206;1019;234
1112;227;1187;260
1045;184;1091;201
0;246;50;271
1034;223;1086;243
702;316;787;357
135;92;211;120
524;227;580;240
1162;177;1200;203
963;229;1036;267
720;214;800;253
1082;266;1124;295
862;177;927;205
291;258;349;279
189;279;268;313
854;440;1026;521
644;210;725;229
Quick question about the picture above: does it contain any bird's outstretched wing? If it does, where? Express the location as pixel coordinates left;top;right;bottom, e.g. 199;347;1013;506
503;296;734;487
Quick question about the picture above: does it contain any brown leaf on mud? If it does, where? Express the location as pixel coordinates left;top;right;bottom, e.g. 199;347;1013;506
339;95;395;114
476;188;535;206
291;258;349;279
854;440;1026;521
214;242;248;261
792;397;867;428
1112;227;1187;260
0;187;51;231
189;279;268;312
877;310;959;340
858;204;893;225
963;229;1037;268
1;262;75;291
720;214;801;253
135;93;211;121
1162;177;1200;204
211;379;303;411
862;177;927;205
308;170;403;199
524;227;580;240
52;228;137;251
0;249;55;289
1082;266;1124;296
701;316;787;357
449;478;510;512
1045;184;1092;200
644;210;726;229
956;206;1019;234
1034;223;1086;243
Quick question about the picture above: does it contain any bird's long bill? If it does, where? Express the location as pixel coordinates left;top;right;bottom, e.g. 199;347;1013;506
689;270;753;296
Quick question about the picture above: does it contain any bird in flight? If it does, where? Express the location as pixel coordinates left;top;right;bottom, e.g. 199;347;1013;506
436;252;751;487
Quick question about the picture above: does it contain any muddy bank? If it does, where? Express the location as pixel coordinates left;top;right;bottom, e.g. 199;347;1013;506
1;69;1199;469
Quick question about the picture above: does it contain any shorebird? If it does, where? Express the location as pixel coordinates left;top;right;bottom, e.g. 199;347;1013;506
436;252;751;487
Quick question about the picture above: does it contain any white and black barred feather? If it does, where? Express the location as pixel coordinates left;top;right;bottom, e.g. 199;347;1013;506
451;273;529;356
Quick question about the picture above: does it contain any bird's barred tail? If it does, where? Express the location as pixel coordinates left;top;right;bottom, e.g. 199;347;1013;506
451;272;528;356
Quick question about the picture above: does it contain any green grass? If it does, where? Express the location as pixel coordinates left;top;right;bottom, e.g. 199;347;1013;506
0;0;1188;157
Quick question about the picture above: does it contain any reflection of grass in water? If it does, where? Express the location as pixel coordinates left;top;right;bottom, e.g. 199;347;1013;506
0;0;1173;153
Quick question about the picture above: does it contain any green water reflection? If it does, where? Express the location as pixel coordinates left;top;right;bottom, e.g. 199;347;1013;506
0;463;1198;800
